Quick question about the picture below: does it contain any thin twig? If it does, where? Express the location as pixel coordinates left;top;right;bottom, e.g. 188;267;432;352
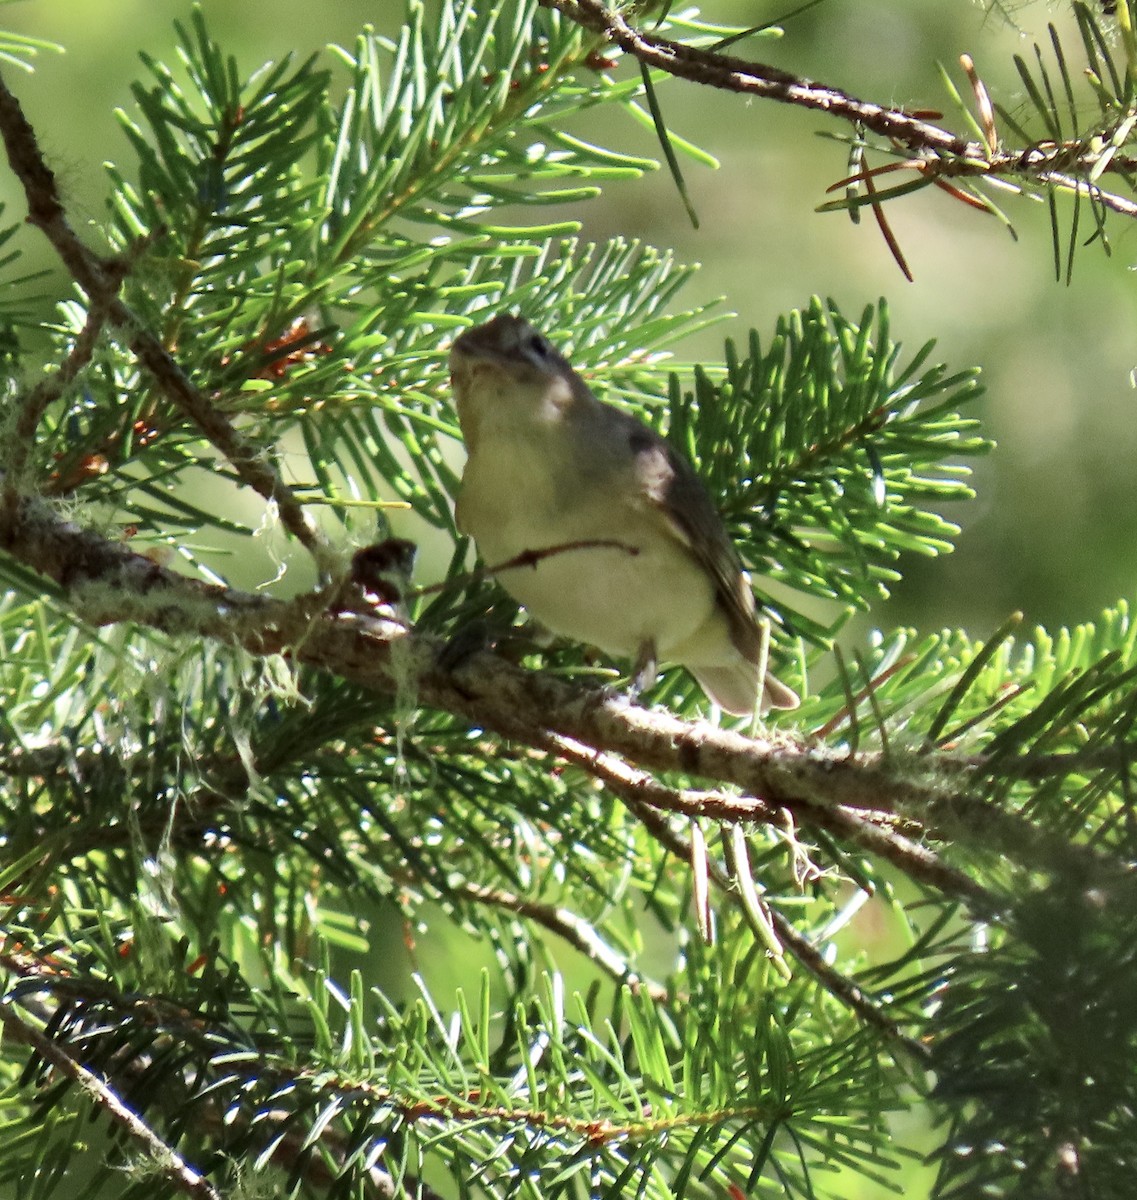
459;879;669;1001
3;300;109;512
546;0;972;152
2;958;766;1184
413;538;640;598
1035;167;1137;217
555;734;997;914
542;0;1137;219
792;795;997;912
0;1002;222;1200
606;768;930;1058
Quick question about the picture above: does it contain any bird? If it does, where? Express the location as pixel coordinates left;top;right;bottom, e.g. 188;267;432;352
448;313;798;715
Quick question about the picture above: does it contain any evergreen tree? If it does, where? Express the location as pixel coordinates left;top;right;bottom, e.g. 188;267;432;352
0;3;1134;1198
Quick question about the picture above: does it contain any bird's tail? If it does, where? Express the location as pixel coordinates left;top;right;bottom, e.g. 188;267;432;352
690;661;800;716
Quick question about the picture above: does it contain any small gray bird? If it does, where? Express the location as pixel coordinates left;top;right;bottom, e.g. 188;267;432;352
449;314;799;715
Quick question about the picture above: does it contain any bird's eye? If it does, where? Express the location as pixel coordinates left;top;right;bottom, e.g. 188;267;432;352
526;332;551;359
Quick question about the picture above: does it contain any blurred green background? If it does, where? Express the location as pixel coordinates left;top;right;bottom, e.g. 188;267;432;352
2;5;1129;1196
4;0;1136;640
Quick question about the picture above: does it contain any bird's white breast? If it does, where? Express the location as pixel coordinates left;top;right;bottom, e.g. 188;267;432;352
457;426;721;661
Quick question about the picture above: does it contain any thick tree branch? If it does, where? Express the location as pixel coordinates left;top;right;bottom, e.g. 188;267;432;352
5;489;1127;926
0;494;949;819
0;492;1107;888
0;488;1034;1045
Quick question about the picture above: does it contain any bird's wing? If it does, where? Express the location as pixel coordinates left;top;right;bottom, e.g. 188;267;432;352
625;421;762;662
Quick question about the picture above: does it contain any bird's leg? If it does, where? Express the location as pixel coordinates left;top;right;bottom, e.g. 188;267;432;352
517;617;556;648
437;614;554;672
630;639;659;702
436;619;499;672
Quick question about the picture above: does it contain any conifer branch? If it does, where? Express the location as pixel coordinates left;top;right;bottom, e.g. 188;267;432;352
541;0;1137;219
0;493;939;820
543;0;973;152
1;8;1134;1190
0;71;336;575
0;1003;222;1200
0;963;448;1200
